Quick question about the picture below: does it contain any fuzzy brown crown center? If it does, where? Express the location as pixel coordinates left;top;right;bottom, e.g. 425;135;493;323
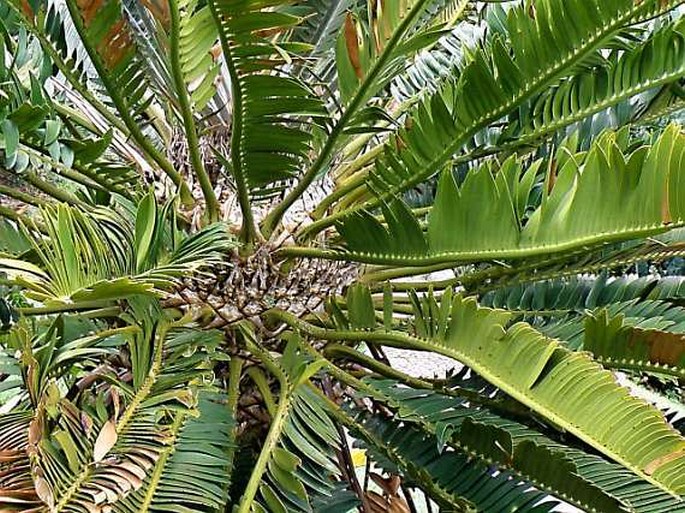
169;246;359;329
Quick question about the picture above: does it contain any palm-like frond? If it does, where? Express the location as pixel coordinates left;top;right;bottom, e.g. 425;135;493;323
0;306;228;512
345;376;685;512
0;27;143;203
293;125;685;267
585;309;685;376
208;0;326;203
233;330;346;513
474;270;685;362
113;391;235;512
280;288;685;496
0;198;232;308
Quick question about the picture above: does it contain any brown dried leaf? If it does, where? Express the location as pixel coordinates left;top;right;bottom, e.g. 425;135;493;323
365;490;410;513
141;0;169;26
630;329;685;367
27;417;42;446
20;0;32;16
370;472;401;495
110;388;121;421
76;0;103;27
81;412;94;435
344;13;364;80
93;420;117;463
33;475;54;509
0;449;25;463
547;159;557;194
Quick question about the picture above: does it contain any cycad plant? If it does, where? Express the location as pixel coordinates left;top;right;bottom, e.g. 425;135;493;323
2;0;685;511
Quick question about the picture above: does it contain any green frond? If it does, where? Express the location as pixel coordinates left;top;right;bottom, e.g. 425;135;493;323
261;0;472;235
498;18;685;148
481;274;683;314
57;0;185;191
208;0;327;207
0;199;232;308
12;315;225;512
481;274;685;350
234;332;346;513
460;234;685;297
167;0;220;220
347;376;685;513
353;413;584;513
113;391;235;513
404;295;685;496
363;0;684;197
277;291;685;496
59;0;150;117
292;125;685;267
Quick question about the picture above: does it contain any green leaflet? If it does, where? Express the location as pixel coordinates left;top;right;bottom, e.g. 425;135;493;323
330;124;685;266
346;283;376;330
1;119;19;168
135;191;159;273
0;219;30;255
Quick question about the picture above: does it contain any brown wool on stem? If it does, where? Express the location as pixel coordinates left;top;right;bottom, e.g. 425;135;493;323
169;245;359;332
